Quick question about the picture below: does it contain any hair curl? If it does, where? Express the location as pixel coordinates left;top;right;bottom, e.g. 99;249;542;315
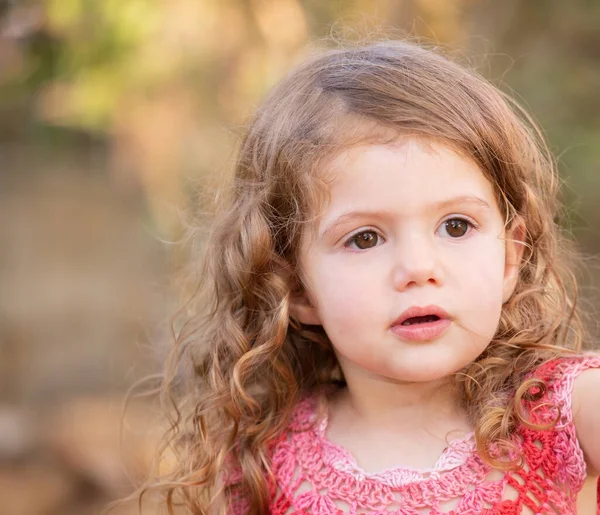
139;41;586;514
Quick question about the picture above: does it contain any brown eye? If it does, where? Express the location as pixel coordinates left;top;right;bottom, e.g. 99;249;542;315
347;231;380;250
443;218;471;238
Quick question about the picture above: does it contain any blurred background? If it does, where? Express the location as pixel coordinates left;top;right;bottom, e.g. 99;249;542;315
1;0;600;514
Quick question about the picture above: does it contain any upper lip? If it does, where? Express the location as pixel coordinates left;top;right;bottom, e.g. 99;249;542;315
392;305;451;326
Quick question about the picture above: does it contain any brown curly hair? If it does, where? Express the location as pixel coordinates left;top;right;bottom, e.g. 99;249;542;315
140;40;586;514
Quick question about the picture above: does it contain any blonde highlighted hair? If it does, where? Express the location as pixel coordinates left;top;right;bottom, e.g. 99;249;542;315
141;40;585;514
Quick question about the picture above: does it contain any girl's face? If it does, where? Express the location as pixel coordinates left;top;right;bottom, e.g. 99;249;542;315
291;138;523;384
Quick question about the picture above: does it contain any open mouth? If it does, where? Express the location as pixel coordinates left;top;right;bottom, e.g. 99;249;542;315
391;306;450;341
401;315;441;326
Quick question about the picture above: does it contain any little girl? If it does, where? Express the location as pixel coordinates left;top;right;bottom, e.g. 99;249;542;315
149;41;600;514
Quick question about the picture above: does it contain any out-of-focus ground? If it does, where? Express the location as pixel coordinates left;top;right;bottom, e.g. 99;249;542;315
1;1;600;513
0;144;170;514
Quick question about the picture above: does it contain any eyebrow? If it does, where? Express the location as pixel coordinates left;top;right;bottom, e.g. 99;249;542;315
320;195;492;239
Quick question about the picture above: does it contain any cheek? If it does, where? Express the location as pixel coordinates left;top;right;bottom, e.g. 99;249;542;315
307;259;382;325
457;242;506;331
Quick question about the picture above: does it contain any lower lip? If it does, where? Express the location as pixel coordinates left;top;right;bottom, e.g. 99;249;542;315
390;319;451;342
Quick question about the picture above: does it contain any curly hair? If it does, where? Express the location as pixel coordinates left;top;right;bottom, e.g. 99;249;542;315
140;41;586;514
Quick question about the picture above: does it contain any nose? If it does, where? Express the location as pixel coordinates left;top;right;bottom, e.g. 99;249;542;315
391;233;444;291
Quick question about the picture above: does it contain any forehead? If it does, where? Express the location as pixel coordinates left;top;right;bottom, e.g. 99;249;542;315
313;137;500;225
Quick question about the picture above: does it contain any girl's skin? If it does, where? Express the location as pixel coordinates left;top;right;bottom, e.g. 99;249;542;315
290;137;600;479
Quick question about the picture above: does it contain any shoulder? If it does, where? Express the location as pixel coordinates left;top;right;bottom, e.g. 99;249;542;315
287;393;323;431
533;353;600;474
271;391;325;460
533;352;600;380
222;394;324;514
532;353;600;403
571;355;600;475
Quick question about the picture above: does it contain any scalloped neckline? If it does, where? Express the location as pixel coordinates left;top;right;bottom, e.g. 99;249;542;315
314;397;477;485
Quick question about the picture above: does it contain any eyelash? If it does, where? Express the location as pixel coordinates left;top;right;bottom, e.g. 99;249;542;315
343;217;478;250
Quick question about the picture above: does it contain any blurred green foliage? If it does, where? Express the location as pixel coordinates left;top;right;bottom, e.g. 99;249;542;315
1;0;599;239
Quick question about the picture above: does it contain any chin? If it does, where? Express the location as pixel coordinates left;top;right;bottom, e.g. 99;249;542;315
383;359;467;383
394;370;454;383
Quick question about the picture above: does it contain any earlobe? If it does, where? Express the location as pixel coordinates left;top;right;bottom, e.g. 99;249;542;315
289;291;322;326
502;219;527;303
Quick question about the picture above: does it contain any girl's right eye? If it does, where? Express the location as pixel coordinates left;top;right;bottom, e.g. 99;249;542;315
344;230;381;250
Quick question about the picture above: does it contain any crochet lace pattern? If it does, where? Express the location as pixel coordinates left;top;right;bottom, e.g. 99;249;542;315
229;355;600;514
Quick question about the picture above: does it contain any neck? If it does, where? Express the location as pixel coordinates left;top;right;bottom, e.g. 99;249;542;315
334;361;466;428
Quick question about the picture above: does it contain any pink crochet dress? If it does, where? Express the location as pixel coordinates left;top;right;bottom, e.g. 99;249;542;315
230;355;600;514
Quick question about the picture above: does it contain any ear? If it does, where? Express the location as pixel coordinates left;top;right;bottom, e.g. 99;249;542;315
289;289;322;326
503;218;527;303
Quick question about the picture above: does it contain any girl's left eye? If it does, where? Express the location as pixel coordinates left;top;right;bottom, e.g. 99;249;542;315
439;218;474;238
